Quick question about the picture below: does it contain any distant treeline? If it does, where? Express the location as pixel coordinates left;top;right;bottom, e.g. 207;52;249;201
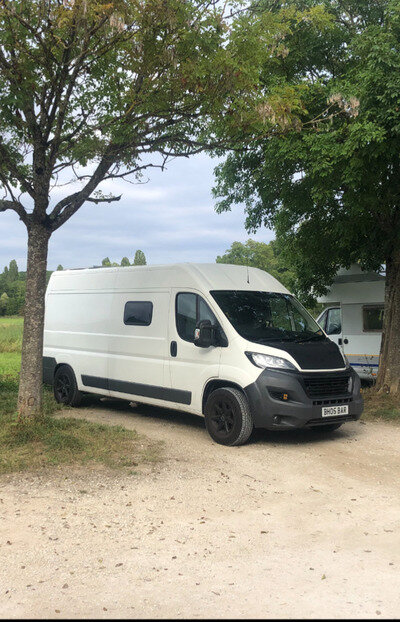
0;250;147;316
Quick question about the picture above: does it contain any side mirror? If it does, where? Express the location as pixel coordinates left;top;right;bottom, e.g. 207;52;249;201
194;320;214;348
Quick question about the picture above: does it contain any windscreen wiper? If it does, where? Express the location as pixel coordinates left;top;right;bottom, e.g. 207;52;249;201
292;333;324;343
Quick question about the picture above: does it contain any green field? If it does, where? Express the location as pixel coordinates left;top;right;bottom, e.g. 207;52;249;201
0;316;23;377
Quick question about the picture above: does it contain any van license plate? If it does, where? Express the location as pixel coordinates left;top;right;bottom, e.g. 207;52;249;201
322;405;349;417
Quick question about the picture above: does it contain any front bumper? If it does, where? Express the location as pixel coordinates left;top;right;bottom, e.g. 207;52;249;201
244;367;363;430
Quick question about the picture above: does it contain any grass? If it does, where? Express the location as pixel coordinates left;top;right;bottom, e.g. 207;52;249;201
0;376;163;474
0;316;24;352
361;386;400;423
0;316;23;376
0;316;163;474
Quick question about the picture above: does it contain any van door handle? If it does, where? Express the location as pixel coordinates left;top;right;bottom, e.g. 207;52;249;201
170;341;177;357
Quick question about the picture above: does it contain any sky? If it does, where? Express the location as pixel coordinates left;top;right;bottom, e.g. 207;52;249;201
0;153;274;271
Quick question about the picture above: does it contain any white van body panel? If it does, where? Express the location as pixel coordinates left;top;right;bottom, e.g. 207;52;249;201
317;265;385;379
44;263;291;415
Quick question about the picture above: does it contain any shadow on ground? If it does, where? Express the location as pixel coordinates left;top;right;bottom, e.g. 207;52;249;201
74;392;362;448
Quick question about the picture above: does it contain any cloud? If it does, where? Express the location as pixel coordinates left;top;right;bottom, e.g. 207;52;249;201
2;153;273;271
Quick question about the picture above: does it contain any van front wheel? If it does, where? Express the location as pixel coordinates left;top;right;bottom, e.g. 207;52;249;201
54;365;82;407
204;387;253;446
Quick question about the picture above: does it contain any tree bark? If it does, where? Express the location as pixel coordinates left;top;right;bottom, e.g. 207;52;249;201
17;223;50;420
376;250;400;395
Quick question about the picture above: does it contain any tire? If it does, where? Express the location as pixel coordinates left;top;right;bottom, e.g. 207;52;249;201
204;387;253;446
311;423;343;432
53;365;82;407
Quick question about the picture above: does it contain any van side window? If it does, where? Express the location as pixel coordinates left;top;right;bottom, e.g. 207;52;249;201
124;301;153;326
176;293;197;342
176;293;218;343
363;305;384;331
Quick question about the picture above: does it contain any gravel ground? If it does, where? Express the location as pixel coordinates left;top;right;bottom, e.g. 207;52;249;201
1;399;400;619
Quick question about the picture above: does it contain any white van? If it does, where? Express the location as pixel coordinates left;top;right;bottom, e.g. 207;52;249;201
43;263;363;445
316;264;384;381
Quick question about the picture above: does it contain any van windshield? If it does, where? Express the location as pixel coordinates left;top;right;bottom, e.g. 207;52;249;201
210;290;325;345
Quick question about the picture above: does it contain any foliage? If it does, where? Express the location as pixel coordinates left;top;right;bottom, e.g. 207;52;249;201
0;261;26;315
214;0;400;302
0;0;313;228
133;249;146;265
120;256;130;266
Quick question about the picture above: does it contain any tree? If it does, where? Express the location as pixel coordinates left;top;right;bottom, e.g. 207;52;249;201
216;239;295;292
8;259;18;282
0;292;9;316
0;0;321;419
56;265;64;271
101;258;112;267
214;0;400;394
133;250;146;266
120;257;130;267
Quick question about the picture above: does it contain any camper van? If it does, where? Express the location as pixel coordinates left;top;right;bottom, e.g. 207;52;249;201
43;263;363;445
316;265;385;381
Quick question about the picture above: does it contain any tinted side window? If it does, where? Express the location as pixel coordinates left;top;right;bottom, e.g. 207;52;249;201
124;301;153;326
176;293;218;343
363;305;384;331
176;293;197;342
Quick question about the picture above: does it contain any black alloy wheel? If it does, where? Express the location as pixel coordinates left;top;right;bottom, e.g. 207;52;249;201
205;387;253;446
53;365;82;407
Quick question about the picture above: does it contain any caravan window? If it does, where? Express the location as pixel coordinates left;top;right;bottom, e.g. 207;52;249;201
363;305;384;332
124;301;153;326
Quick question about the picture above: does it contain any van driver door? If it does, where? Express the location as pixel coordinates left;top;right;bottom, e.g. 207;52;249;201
167;290;222;413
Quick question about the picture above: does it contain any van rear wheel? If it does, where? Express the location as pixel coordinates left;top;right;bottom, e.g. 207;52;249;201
204;387;253;446
54;365;82;407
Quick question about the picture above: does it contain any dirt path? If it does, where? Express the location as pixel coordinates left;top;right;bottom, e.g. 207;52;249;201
1;399;400;619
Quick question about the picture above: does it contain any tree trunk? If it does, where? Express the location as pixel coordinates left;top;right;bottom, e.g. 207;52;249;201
17;223;50;420
376;250;400;395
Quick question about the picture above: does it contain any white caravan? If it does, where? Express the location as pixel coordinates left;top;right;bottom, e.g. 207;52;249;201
43;263;363;445
316;264;384;381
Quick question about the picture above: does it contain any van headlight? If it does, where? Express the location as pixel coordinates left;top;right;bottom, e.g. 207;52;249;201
245;352;296;371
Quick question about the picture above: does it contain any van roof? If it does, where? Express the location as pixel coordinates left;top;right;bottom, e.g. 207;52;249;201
48;263;290;294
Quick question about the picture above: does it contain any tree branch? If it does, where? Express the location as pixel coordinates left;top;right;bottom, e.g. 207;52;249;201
49;152;116;230
0;199;28;225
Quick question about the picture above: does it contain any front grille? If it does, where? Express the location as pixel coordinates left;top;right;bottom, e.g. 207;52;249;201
303;374;350;398
313;397;352;406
